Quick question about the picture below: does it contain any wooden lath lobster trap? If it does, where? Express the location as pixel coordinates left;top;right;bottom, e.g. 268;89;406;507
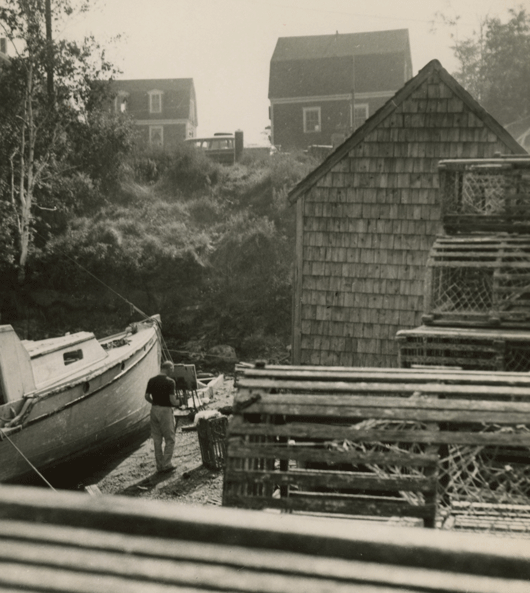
439;156;530;234
423;235;530;328
396;326;530;372
223;364;530;533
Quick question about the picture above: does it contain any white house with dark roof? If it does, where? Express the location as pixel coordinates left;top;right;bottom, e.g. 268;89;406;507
111;78;197;148
268;29;413;151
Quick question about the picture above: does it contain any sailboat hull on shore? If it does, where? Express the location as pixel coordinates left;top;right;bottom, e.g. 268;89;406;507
0;317;161;484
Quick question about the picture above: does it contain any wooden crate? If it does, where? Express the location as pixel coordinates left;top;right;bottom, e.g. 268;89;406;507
1;485;530;592
423;234;530;328
223;364;530;530
396;325;530;372
439;156;530;234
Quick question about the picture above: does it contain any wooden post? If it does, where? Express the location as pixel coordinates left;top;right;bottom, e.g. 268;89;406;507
292;196;304;364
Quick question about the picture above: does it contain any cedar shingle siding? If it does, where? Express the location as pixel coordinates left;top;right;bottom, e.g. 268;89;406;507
289;60;526;368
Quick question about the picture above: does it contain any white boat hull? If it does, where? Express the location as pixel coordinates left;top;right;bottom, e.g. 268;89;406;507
0;321;160;483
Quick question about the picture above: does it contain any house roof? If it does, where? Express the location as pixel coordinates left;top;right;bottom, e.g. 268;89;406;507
288;59;526;203
112;78;194;93
271;29;410;62
111;78;195;120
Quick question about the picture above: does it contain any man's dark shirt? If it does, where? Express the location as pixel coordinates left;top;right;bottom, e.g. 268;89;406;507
146;374;176;407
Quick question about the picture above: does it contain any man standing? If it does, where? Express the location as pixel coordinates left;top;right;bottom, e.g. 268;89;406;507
145;360;179;473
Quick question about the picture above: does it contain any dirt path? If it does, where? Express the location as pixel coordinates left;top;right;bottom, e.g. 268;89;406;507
95;376;236;506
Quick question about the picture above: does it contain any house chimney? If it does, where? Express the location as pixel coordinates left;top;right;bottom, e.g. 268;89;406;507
0;38;7;54
235;130;244;162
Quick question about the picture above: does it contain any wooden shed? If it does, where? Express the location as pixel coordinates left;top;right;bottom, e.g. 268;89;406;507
288;59;526;367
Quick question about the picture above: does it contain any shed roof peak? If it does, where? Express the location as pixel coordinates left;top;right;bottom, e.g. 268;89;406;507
287;59;524;203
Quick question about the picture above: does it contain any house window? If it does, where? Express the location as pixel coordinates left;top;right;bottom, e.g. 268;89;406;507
353;104;369;130
149;91;163;114
149;126;164;146
114;92;129;114
303;107;321;133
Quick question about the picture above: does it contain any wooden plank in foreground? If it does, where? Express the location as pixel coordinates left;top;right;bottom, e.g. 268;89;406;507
0;486;529;592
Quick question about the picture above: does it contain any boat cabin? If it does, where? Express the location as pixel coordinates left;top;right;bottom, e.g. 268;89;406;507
0;326;35;406
0;325;107;405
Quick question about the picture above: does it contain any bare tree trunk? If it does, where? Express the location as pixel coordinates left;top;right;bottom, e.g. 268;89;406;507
17;62;33;284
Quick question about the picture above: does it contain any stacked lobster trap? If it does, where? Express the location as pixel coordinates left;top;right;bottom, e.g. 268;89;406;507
398;155;530;372
395;156;530;535
223;364;530;535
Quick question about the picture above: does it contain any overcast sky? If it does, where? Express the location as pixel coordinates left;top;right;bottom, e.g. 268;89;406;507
64;0;530;144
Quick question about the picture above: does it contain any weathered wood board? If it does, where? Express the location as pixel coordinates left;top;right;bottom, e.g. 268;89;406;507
396;325;530;372
0;484;529;592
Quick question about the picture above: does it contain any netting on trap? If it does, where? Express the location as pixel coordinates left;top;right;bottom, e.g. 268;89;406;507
430;267;493;313
439;163;530;233
505;344;530;372
332;419;530;536
425;236;530;326
496;262;530;312
441;170;513;216
325;421;432;508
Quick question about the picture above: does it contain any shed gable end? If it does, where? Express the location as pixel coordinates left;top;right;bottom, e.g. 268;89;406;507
293;64;524;367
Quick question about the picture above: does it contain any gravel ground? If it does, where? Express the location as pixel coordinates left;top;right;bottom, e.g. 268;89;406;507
95;376;236;506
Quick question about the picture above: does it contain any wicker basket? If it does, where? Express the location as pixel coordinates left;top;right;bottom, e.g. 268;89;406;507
197;416;228;470
439;157;530;234
396;326;530;372
423;235;530;328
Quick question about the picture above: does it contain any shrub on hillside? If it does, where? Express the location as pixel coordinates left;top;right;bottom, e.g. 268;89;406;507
186;195;225;227
202;212;292;345
269;150;318;190
125;144;223;197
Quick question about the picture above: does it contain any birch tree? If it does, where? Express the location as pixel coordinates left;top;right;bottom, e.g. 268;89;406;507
0;0;122;282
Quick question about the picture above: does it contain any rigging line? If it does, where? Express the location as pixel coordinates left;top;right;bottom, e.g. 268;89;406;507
154;322;173;363
33;229;149;320
0;429;57;492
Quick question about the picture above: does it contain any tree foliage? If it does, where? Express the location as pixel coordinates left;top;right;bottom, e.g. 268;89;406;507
0;0;134;281
442;8;530;124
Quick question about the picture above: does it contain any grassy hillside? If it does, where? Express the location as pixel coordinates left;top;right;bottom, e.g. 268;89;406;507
4;145;318;362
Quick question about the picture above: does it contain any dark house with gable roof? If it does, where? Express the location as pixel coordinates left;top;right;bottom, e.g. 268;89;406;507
111;78;197;148
288;59;525;368
268;29;413;151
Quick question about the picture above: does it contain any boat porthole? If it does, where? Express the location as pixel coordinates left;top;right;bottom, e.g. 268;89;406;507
83;382;90;394
121;362;125;371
